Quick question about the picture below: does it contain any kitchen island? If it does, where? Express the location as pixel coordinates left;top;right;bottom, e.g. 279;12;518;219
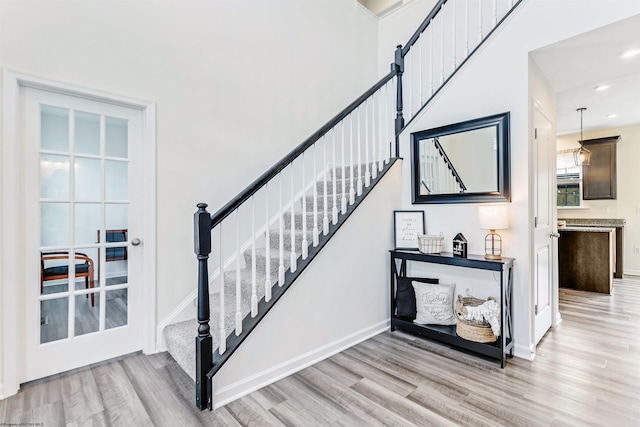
558;226;615;294
558;218;625;278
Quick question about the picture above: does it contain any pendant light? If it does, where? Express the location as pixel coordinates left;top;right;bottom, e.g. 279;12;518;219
573;107;591;166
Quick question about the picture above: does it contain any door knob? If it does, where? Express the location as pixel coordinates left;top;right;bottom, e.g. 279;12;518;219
131;238;142;246
549;232;560;238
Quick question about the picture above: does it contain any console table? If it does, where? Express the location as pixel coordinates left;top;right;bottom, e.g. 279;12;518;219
390;250;514;368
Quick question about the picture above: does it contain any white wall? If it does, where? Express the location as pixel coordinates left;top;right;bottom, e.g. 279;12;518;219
395;0;640;359
557;124;640;276
0;0;380;394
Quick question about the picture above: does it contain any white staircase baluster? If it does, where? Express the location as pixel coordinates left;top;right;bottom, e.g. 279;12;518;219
278;172;285;286
377;90;384;171
341;121;347;214
219;224;226;354
332;128;338;224
357;106;363;196
349;114;356;204
406;54;412;119
371;93;378;180
418;35;423;108
313;143;320;246
386;81;392;162
492;0;498;28
289;163;297;273
478;0;483;43
465;0;469;57
235;209;242;336
429;22;434;96
440;11;444;84
301;152;309;259
264;183;271;302
364;99;371;188
452;0;457;71
251;195;257;317
322;134;329;235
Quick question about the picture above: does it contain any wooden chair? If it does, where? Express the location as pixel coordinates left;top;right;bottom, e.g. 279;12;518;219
41;252;95;306
97;229;128;262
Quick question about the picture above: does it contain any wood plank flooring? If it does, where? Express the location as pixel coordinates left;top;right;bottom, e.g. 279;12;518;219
2;278;639;426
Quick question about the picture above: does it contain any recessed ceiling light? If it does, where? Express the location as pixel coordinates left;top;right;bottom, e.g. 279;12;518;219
594;84;610;91
620;48;640;58
607;114;617;118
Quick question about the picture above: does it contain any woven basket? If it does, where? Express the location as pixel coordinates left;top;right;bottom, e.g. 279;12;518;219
417;234;444;254
455;295;497;343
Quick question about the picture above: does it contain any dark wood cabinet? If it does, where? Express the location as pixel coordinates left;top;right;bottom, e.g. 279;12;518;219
582;136;619;200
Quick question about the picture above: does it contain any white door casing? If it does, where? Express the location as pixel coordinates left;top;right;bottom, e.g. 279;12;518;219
533;102;557;345
1;71;156;396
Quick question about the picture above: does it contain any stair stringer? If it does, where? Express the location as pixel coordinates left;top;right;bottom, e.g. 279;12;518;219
208;159;402;408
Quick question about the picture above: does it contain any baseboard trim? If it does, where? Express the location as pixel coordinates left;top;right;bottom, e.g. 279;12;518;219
623;269;640;277
514;343;536;361
212;319;390;408
155;288;197;352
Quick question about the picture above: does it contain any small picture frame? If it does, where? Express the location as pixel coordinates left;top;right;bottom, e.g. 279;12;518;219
394;210;425;250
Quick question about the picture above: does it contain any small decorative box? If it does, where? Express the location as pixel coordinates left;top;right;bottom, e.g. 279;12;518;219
453;233;468;258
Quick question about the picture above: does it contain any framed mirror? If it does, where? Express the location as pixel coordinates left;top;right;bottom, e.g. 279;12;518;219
411;112;510;204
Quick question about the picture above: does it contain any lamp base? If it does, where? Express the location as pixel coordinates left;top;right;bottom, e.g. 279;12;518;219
484;231;503;260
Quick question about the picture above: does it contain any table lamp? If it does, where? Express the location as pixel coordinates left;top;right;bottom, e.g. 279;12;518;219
478;205;508;260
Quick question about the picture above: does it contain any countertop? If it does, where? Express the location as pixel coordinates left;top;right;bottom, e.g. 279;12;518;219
560;226;617;233
558;218;626;227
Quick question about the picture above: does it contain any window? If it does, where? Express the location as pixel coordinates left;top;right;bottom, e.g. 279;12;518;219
557;150;581;207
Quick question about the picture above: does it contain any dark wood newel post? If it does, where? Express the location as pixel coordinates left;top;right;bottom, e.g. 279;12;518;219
194;203;213;410
393;44;405;157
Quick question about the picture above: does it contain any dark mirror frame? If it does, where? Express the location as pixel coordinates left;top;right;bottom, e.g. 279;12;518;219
411;112;511;204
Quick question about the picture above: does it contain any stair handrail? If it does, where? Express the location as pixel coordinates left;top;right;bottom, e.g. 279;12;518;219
402;0;448;57
208;70;397;229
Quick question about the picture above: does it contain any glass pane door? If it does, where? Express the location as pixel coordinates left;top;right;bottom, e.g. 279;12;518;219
39;105;130;344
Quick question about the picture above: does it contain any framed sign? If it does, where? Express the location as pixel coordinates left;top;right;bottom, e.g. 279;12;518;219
393;210;425;249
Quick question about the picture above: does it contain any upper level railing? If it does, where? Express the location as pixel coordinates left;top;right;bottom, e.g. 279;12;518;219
393;0;522;145
194;0;523;410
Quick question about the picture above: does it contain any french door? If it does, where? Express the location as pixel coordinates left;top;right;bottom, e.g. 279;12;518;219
23;87;144;381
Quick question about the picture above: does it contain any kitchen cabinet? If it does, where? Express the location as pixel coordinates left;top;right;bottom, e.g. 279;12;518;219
582;136;619;200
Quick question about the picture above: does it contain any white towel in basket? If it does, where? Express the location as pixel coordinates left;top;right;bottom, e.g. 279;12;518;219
462;299;501;337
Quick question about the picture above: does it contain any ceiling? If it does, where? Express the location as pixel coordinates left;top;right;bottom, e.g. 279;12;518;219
531;13;640;136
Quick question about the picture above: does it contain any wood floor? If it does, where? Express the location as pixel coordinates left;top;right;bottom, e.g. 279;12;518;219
3;278;639;426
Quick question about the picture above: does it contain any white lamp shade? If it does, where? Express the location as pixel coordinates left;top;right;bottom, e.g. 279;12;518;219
478;205;509;230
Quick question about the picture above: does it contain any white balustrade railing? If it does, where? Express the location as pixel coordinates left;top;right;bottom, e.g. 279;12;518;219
205;79;396;357
401;0;520;127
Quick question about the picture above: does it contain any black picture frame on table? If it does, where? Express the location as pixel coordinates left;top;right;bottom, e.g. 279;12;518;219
393;210;425;250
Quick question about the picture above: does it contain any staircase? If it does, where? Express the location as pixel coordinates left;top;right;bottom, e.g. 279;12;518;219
162;0;523;410
163;162;394;381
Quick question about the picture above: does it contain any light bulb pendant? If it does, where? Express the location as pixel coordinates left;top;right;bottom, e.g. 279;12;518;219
573;108;590;166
